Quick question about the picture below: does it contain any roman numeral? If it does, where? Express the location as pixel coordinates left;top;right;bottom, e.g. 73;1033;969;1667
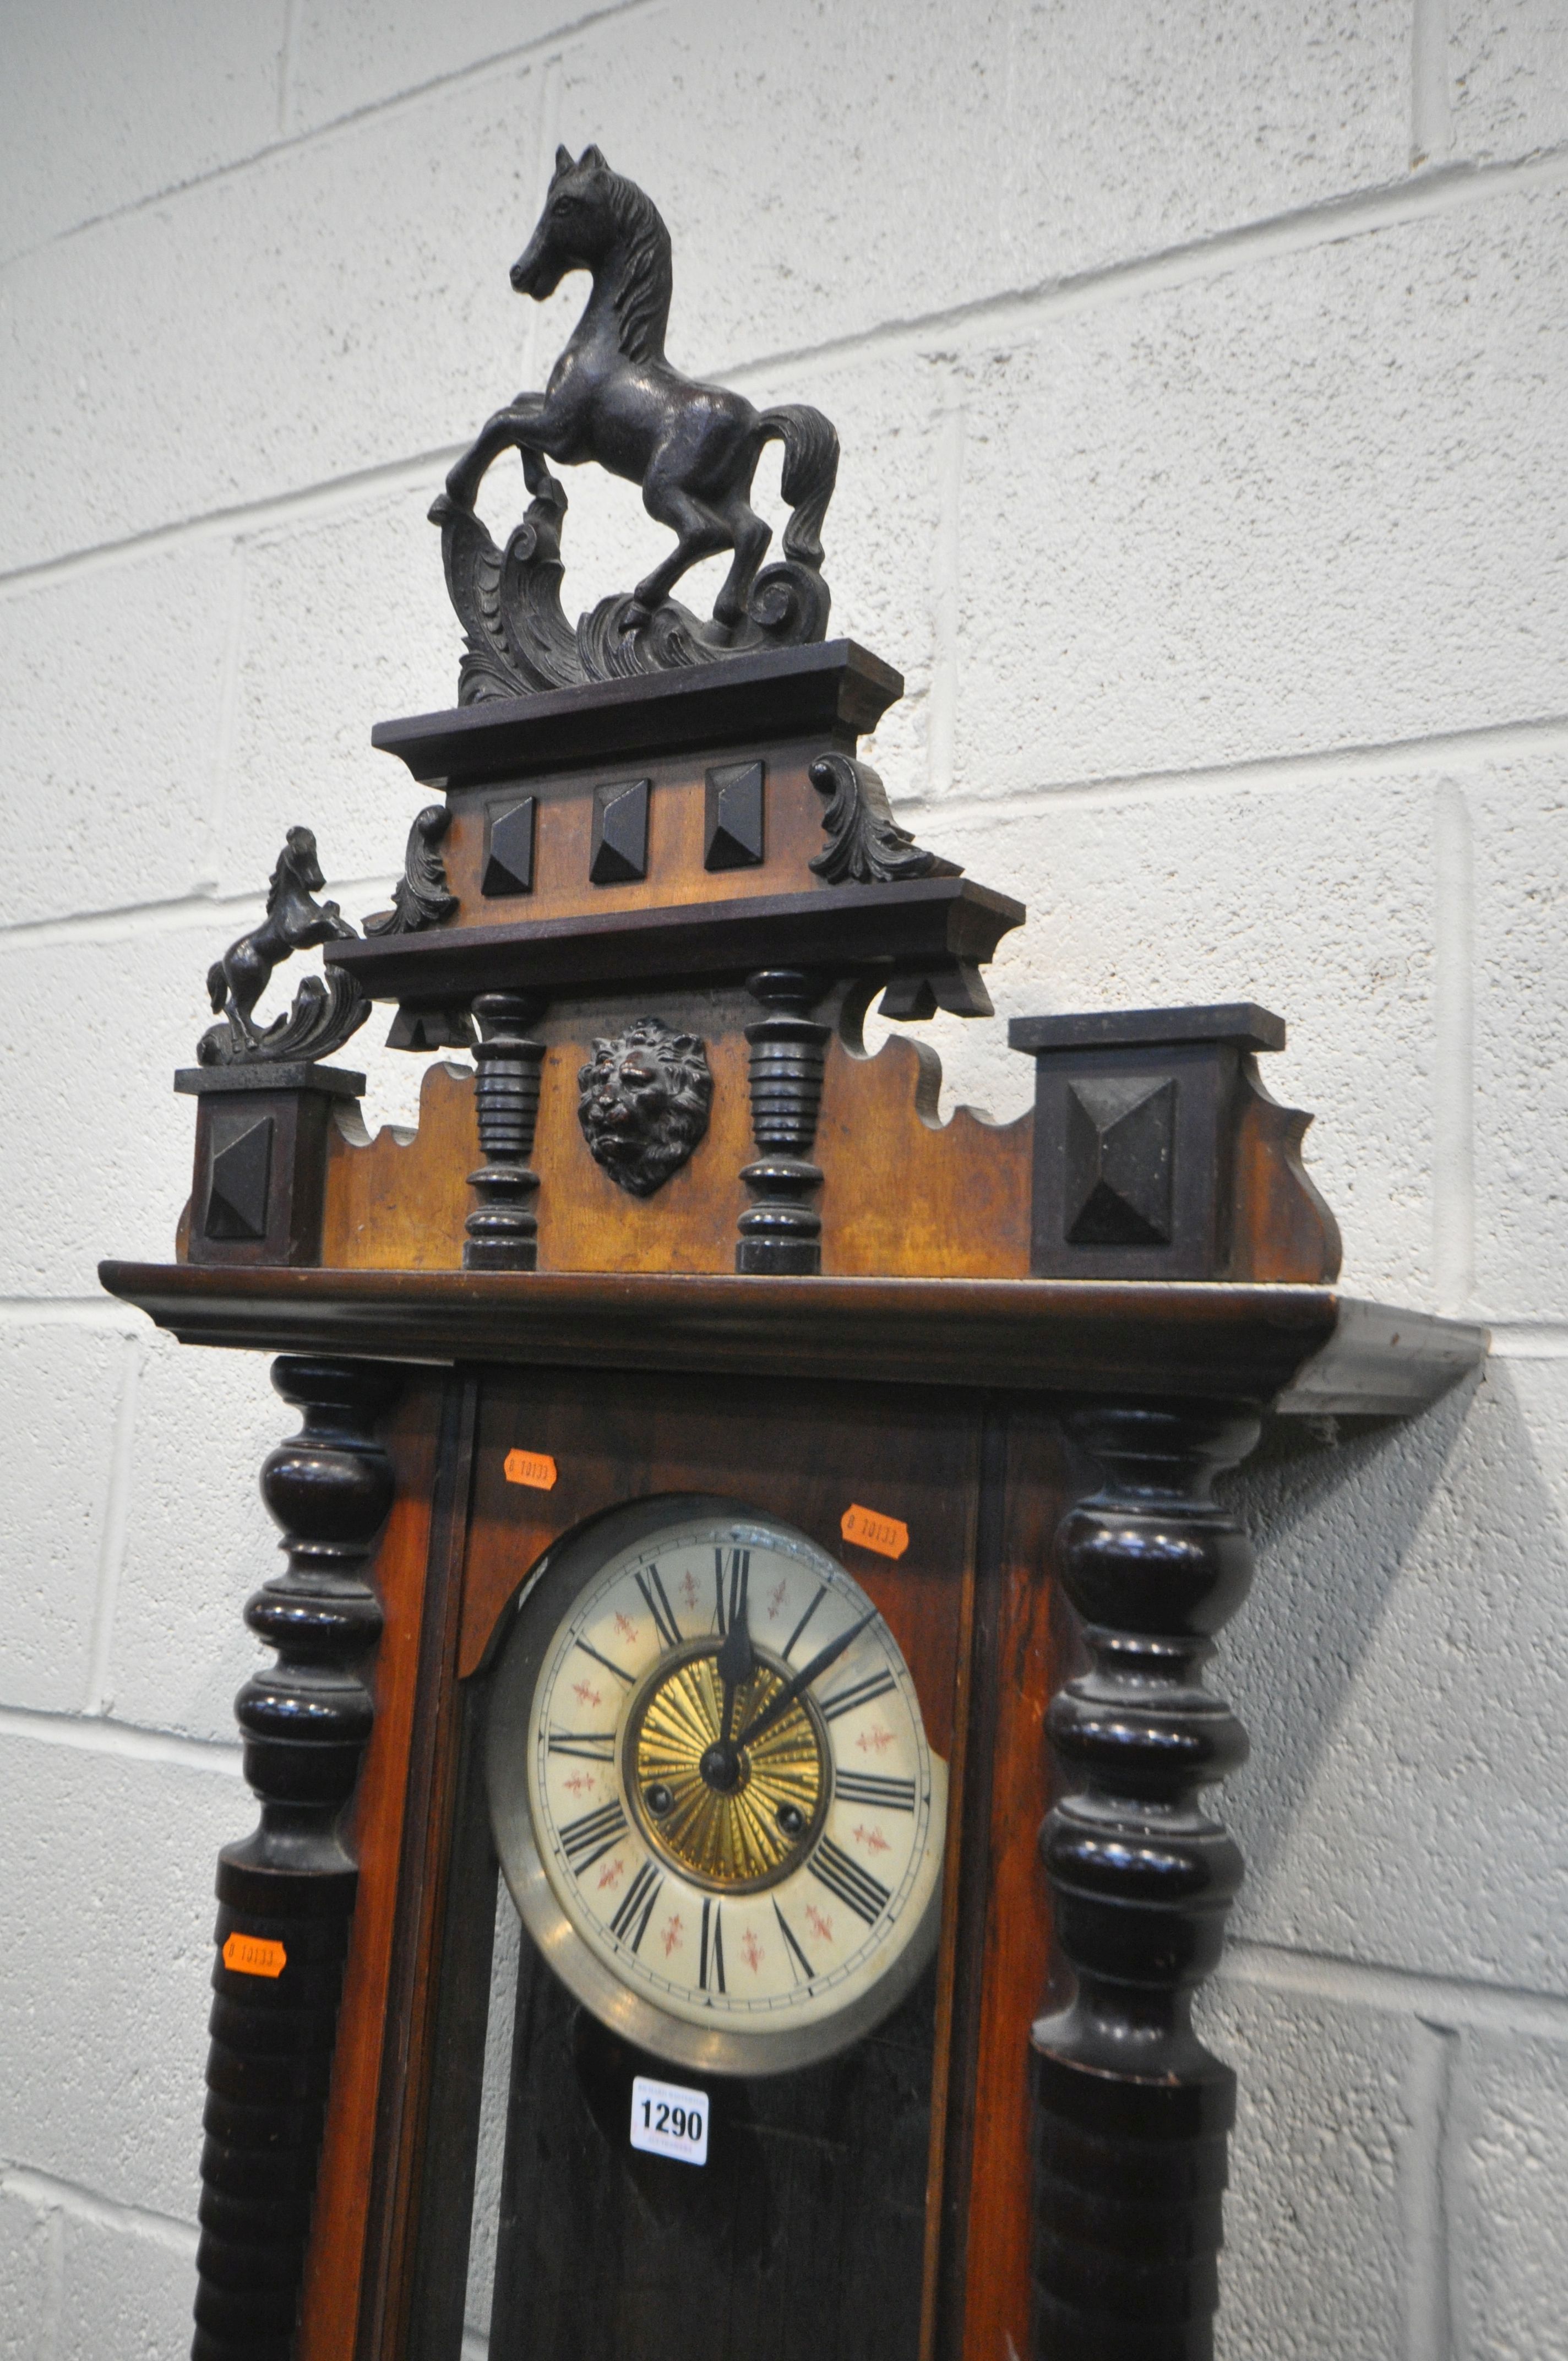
714;1546;749;1635
574;1638;633;1685
558;1799;628;1874
809;1836;892;1927
635;1563;682;1650
772;1900;814;1985
818;1668;896;1723
699;1897;726;1994
609;1862;662;1953
834;1770;916;1811
547;1731;617;1762
782;1585;825;1660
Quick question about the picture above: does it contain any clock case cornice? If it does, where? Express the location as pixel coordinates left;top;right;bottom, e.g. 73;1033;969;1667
98;1263;1484;1419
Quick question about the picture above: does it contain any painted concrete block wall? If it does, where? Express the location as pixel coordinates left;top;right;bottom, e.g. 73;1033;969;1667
1;2;1564;2352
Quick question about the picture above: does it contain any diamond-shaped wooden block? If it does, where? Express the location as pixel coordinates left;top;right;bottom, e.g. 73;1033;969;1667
590;777;650;884
1063;1076;1175;1247
704;760;765;870
205;1116;275;1242
482;797;537;897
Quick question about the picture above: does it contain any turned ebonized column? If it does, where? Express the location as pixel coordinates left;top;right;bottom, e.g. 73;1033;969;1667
1032;1401;1258;2361
193;1357;400;2361
465;992;547;1271
736;968;830;1274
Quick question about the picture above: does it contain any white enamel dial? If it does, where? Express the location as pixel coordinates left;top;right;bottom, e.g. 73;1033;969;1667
486;1497;947;2076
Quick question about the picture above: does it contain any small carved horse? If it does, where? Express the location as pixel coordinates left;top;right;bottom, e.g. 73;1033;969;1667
442;145;839;628
207;826;355;1047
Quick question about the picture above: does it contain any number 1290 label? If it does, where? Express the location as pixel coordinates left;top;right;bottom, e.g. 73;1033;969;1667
629;2074;709;2166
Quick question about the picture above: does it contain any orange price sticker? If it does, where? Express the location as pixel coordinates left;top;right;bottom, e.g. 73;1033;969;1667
505;1448;558;1492
222;1932;287;1980
840;1503;909;1560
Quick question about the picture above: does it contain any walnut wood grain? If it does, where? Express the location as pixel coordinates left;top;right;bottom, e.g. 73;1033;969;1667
291;1381;443;2361
320;1068;473;1272
320;1030;1031;1282
353;1379;480;2361
437;741;861;929
1231;1063;1343;1283
941;1401;1069;2361
457;1365;978;1701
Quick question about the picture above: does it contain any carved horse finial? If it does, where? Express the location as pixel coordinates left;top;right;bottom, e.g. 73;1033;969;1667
431;149;840;701
198;827;368;1068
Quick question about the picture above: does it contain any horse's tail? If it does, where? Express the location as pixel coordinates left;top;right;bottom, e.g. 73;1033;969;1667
758;405;839;569
206;958;227;1013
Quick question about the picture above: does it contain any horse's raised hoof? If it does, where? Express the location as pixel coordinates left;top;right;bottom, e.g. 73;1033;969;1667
428;491;454;526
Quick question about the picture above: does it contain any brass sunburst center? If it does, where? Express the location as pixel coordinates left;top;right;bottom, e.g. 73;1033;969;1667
625;1642;826;1891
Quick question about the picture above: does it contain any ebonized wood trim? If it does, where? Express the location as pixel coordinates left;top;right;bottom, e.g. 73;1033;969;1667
325;874;1024;1004
1033;1403;1259;2361
192;1357;400;2361
98;1264;1485;1414
370;639;903;787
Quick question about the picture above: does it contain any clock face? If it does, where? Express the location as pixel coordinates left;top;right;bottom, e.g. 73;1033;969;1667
486;1495;948;2076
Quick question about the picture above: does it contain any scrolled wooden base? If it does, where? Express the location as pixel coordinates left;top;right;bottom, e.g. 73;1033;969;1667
1032;1400;1258;2361
192;1356;400;2361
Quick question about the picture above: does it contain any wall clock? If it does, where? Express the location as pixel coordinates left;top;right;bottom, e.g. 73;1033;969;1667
97;151;1487;2361
487;1494;947;2076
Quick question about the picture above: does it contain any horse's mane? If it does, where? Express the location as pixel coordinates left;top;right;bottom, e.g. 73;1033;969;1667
265;830;309;911
601;169;672;362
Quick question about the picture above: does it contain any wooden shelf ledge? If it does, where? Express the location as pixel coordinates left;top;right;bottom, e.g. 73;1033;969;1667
97;1263;1487;1416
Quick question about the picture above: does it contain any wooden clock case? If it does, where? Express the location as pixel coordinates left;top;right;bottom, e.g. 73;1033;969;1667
102;638;1484;2361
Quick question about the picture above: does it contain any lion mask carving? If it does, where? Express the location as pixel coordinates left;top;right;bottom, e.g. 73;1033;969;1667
577;1017;714;1198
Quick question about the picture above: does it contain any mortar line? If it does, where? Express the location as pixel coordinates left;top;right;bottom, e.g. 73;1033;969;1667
1402;2020;1457;2360
277;0;301;137
0;866;398;952
83;1334;146;1717
40;2202;63;2361
721;143;1568;386
895;709;1568;822
1412;0;1453;170
527;54;568;393
0;443;460;596
197;541;248;895
0;0;660;273
0;2162;198;2254
1433;778;1476;1312
9;139;1568;597
1223;1938;1568;2037
0;701;1565;946
1485;1320;1568;1354
0;1297;148;1327
926;387;965;800
0;1701;243;1775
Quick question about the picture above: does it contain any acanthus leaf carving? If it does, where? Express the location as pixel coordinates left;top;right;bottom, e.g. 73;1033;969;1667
363;804;459;937
807;753;960;888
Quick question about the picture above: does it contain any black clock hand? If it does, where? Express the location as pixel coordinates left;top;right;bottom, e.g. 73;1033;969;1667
715;1554;754;1746
737;1607;878;1751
